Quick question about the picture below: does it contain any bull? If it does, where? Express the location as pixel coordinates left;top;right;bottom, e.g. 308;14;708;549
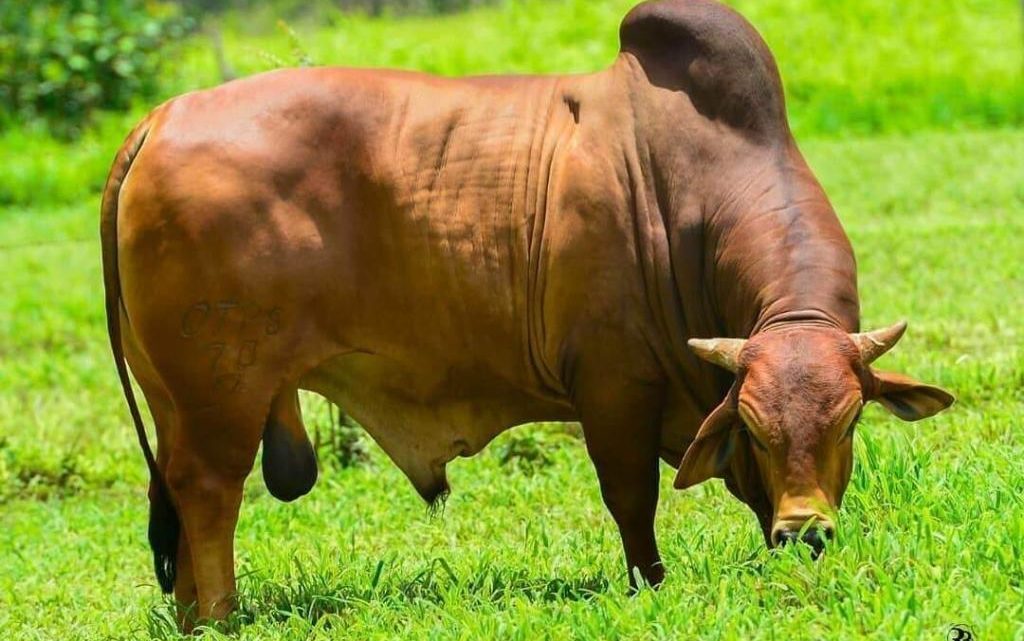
100;0;953;626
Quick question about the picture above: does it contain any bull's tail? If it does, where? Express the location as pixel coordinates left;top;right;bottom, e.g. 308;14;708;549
100;112;179;594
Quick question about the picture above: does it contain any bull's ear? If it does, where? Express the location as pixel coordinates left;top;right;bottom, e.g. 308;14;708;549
869;369;955;421
674;401;738;489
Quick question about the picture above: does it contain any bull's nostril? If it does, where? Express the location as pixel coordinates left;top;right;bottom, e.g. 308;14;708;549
776;530;800;547
801;528;829;558
774;524;833;557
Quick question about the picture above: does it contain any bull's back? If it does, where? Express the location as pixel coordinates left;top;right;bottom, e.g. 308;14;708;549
117;67;569;411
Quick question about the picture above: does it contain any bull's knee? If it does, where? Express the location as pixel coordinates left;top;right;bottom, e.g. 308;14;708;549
262;389;318;502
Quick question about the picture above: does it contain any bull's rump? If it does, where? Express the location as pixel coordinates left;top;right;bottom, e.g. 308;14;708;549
116;67;576;495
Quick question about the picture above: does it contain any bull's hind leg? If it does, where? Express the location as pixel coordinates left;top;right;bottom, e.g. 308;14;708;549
163;403;265;623
121;326;199;619
166;384;318;624
174;526;198;625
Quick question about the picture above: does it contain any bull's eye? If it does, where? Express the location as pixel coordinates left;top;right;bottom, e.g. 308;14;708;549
840;408;862;442
742;428;769;452
737;403;770;452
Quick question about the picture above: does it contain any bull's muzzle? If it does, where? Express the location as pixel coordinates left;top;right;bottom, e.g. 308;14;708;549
771;518;835;558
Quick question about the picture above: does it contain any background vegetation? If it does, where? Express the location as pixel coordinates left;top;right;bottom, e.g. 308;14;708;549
2;0;1022;208
0;0;193;139
1;0;1022;639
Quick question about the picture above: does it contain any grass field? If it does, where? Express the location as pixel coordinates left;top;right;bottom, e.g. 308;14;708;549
3;131;1022;640
1;0;1023;639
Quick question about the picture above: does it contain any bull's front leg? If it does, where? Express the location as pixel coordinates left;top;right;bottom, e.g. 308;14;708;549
570;351;667;590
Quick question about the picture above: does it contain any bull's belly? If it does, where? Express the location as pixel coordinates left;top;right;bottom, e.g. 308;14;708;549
299;351;575;501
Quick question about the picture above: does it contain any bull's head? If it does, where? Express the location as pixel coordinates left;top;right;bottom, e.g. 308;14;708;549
675;322;953;555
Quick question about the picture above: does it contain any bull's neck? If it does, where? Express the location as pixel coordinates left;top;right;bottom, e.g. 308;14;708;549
617;64;860;342
703;145;861;338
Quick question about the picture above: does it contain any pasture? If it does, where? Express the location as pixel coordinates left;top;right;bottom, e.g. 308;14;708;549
1;0;1022;639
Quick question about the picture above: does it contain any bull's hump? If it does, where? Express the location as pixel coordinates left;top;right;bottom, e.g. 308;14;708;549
619;0;787;139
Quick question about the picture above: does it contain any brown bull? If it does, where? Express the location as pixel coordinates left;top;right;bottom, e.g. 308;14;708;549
101;0;953;625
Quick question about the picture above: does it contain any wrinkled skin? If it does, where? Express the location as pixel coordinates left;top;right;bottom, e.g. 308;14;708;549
100;0;953;628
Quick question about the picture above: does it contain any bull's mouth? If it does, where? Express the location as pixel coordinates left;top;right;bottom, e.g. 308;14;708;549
771;519;835;558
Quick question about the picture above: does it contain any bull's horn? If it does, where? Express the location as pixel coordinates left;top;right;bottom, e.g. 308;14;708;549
850;320;908;364
687;337;747;373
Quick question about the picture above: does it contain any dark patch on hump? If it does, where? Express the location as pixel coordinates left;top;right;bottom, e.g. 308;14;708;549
619;0;787;139
563;95;581;124
262;418;318;502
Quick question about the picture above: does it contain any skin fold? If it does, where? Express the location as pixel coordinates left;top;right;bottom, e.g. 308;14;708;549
100;0;953;628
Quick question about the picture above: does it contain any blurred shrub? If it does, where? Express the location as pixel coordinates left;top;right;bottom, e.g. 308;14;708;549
177;0;496;18
494;423;581;475
0;111;138;206
313;402;371;469
0;0;193;139
0;435;91;503
334;0;495;15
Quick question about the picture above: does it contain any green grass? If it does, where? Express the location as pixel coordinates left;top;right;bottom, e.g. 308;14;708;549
2;129;1022;639
1;0;1021;207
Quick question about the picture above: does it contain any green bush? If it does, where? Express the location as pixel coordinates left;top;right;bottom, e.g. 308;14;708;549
178;0;495;18
310;399;371;469
334;0;496;15
0;0;193;139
